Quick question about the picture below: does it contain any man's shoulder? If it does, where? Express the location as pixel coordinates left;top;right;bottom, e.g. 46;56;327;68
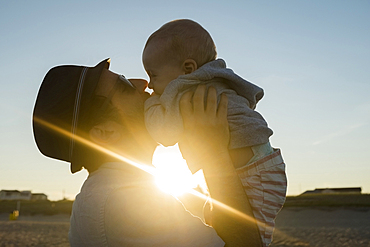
106;184;181;216
77;163;155;203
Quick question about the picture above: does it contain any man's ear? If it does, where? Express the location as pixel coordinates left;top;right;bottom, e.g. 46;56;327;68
89;121;122;145
182;59;198;74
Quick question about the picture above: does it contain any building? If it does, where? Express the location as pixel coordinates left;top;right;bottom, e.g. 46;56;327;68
0;190;32;200
0;190;48;201
31;193;48;201
301;187;361;195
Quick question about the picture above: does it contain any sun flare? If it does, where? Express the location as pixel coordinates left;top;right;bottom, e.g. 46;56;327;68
34;117;259;225
152;144;206;196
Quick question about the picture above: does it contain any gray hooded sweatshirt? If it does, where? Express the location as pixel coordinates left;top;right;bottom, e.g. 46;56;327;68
144;59;273;149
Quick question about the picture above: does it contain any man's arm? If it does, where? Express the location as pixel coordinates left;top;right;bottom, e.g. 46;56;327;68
179;86;263;247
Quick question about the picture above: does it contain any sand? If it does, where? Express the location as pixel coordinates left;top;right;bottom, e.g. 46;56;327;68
1;207;370;246
0;214;70;247
271;207;370;247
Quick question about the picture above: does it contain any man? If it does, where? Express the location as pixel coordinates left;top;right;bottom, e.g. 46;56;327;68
33;59;263;246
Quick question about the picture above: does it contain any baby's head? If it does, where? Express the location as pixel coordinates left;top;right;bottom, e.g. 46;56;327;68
142;19;217;94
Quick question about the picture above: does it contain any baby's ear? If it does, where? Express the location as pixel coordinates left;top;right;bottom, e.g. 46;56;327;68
182;59;198;74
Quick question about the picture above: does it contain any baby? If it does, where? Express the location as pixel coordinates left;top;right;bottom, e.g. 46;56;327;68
143;19;287;246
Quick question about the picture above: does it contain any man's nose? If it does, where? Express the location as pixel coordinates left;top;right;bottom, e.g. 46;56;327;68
129;79;148;92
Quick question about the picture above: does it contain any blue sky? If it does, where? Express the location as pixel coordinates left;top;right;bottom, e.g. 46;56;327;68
1;1;369;200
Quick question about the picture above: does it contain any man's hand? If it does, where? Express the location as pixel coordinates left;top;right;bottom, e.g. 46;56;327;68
179;85;229;173
179;85;263;246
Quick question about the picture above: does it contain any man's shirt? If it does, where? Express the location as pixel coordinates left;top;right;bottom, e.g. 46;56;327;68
69;162;224;247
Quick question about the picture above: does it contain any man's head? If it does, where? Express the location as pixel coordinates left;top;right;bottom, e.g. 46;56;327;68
142;19;217;95
33;59;157;173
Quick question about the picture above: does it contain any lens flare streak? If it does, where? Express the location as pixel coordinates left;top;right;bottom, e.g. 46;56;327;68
34;116;258;226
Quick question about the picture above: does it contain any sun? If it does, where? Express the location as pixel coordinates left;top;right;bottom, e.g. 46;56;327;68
152;144;205;196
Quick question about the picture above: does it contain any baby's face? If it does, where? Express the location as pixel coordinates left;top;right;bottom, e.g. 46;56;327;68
142;41;185;95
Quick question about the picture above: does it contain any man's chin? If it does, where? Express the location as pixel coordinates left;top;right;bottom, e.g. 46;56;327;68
143;91;151;100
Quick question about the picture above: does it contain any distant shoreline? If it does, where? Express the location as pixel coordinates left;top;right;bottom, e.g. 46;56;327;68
1;194;369;216
284;193;370;208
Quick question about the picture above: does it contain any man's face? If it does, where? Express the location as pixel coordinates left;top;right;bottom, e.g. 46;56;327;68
142;40;185;95
91;68;158;164
95;69;152;131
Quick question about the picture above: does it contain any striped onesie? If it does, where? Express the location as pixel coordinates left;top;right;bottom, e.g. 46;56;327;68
237;148;287;247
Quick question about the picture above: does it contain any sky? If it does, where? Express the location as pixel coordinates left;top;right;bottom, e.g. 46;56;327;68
0;1;369;201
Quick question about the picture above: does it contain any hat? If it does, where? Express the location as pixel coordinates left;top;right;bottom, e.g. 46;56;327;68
33;58;110;173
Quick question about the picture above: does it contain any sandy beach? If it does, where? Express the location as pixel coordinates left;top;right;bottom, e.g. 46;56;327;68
271;207;370;247
1;207;370;246
0;214;70;247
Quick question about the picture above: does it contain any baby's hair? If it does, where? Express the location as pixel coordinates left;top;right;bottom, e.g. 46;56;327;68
145;19;217;67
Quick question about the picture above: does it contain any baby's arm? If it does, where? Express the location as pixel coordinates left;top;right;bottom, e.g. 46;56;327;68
144;94;184;147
